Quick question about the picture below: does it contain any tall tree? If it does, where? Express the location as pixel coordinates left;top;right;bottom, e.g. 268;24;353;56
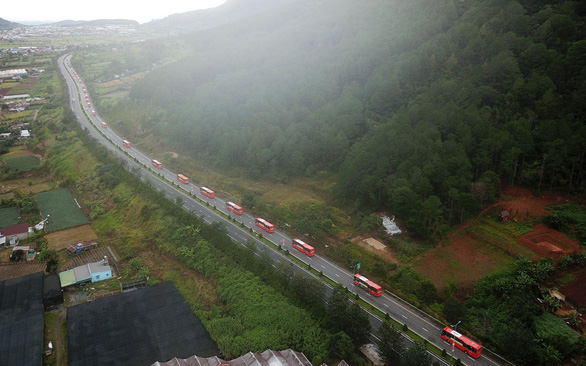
377;321;405;366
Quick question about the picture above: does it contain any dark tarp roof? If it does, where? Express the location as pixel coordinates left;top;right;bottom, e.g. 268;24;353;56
67;281;220;366
0;271;44;366
43;273;63;308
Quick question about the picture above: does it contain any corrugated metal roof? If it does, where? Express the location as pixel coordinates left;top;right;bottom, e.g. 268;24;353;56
73;265;90;282
151;349;312;366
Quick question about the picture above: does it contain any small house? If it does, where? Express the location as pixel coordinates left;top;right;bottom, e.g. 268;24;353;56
0;223;32;247
58;257;113;288
498;210;510;222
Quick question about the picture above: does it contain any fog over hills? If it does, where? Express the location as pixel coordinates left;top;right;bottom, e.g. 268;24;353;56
0;17;24;30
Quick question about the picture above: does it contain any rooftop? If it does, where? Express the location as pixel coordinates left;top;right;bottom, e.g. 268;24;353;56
67;281;220;366
0;271;44;366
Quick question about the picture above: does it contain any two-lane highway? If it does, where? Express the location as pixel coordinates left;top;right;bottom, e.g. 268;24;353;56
58;53;508;366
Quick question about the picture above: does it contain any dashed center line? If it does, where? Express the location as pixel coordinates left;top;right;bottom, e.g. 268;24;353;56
422;327;428;332
401;315;408;319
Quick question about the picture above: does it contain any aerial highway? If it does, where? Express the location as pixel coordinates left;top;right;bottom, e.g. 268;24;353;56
58;53;508;366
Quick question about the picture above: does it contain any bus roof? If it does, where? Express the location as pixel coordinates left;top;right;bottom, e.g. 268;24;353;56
444;327;481;349
354;273;382;290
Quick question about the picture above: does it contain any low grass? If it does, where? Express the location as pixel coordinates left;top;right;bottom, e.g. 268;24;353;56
0;207;20;227
36;188;89;232
4;110;34;120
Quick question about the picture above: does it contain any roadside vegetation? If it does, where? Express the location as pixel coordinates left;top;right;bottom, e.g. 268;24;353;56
61;0;586;364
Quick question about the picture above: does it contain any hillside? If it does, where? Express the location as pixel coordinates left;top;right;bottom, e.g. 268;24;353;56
143;0;298;33
97;0;586;240
0;17;23;30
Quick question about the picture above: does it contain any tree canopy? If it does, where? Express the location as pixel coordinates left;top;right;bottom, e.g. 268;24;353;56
95;0;586;239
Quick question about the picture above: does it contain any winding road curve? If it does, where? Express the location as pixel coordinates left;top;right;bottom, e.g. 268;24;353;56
58;53;510;366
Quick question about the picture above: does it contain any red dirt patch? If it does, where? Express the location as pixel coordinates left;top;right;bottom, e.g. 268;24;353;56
415;231;507;289
560;267;586;308
414;186;579;290
516;223;582;260
499;186;572;219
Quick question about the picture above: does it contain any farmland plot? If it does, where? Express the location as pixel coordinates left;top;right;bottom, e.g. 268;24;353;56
36;188;88;232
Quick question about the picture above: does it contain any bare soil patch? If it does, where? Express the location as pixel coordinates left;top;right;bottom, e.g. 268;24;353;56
351;236;399;264
516;223;582;260
46;225;98;251
499;186;572;219
414;186;578;290
414;232;509;290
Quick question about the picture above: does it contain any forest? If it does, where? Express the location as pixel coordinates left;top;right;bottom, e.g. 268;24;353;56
86;0;586;240
66;0;586;364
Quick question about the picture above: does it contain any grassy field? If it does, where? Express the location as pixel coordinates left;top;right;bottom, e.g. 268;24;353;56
1;154;40;172
36;188;89;232
0;207;20;227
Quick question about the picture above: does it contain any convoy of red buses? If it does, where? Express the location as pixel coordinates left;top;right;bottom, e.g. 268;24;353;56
200;186;215;198
441;327;482;358
226;201;243;215
68;61;488;356
177;174;190;184
353;274;382;296
151;159;163;169
255;217;274;233
292;238;315;256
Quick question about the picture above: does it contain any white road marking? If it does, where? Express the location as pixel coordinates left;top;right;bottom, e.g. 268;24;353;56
422;327;428;332
401;315;408;319
383;303;389;307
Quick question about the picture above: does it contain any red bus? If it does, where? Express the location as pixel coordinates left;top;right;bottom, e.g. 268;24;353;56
255;217;274;233
101;122;108;128
441;327;482;358
151;159;163;169
353;274;382;296
200;186;215;198
91;110;96;116
177;174;190;184
292;238;315;256
226;201;243;215
122;140;131;148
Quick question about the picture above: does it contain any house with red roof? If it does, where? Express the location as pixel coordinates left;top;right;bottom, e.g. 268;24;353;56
0;223;32;247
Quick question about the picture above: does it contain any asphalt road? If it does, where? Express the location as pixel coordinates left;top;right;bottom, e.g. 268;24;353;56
58;53;510;366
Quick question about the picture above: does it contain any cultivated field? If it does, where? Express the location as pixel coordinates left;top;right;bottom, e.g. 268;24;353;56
1;154;40;172
0;207;19;227
58;245;118;271
0;262;46;281
36;188;88;232
45;224;98;251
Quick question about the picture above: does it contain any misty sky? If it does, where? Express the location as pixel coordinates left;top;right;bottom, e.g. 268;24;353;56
3;0;227;24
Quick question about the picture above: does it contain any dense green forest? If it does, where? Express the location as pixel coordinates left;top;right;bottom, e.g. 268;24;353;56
94;0;586;239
